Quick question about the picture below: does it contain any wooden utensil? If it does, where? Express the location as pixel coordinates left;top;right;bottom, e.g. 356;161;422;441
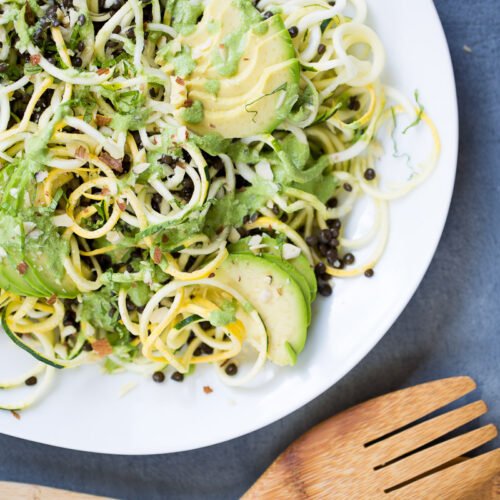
1;377;498;499
244;376;500;499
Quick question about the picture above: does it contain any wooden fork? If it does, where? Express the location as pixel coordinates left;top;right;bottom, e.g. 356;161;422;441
244;376;500;499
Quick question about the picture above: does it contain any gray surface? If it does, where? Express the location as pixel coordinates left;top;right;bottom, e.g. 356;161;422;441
1;2;499;499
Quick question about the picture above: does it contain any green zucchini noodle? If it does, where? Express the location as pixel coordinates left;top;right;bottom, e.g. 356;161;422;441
0;0;440;410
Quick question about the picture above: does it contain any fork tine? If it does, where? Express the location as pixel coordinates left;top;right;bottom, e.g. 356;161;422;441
369;400;488;466
379;424;498;489
385;449;500;499
350;376;476;443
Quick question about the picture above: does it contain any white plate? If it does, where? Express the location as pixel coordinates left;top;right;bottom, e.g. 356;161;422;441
0;0;458;454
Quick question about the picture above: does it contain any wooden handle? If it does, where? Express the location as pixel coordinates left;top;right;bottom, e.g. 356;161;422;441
0;482;111;499
0;475;498;499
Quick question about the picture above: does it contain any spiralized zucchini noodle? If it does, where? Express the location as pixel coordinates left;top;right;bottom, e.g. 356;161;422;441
0;0;439;410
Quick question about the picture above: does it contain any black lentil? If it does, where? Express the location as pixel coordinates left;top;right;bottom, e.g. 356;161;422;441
318;244;329;257
327;218;342;230
250;212;259;223
314;262;326;275
326;249;338;265
326;197;338;208
348;97;361;111
72;56;82;68
364;168;376;181
288;26;298;38
152;371;165;383
171;371;184;382
83;342;93;352
318;283;333;297
151;193;162;212
364;268;375;278
225;363;238;376
272;204;280;216
319;229;332;244
317;43;326;55
343;253;355;265
329;227;339;239
77;41;85;52
263;11;273;19
77;14;86;25
343;183;353;192
25;376;38;386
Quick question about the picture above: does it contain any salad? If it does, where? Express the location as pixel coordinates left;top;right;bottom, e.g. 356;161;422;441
0;0;439;410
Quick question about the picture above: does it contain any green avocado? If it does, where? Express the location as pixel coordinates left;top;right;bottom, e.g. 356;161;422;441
214;253;309;366
172;0;300;138
229;235;317;302
0;213;78;298
261;254;312;325
0;254;44;297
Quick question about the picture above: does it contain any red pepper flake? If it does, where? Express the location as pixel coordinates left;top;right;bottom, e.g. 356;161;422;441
91;339;113;358
209;124;216;129
99;152;123;172
208;273;215;278
95;114;112;126
17;262;28;275
183;99;193;108
101;187;110;196
152;137;157;145
75;145;88;160
117;200;127;211
175;76;185;86
243;57;249;61
153;247;162;264
10;410;21;420
219;44;225;49
162;234;169;244
203;386;213;394
46;294;57;305
97;68;110;76
30;54;41;65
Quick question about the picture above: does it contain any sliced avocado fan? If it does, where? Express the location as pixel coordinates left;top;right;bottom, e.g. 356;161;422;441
0;212;79;299
168;0;300;138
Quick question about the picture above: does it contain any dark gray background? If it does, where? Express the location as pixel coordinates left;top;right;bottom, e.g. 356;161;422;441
1;2;499;498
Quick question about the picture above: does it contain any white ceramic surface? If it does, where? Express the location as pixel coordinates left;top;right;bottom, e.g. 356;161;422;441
0;0;458;454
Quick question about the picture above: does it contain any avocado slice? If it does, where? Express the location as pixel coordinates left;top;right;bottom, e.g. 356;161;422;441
25;253;79;299
170;0;300;138
0;213;79;298
214;254;308;366
229;235;317;302
0;255;43;297
262;254;312;325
